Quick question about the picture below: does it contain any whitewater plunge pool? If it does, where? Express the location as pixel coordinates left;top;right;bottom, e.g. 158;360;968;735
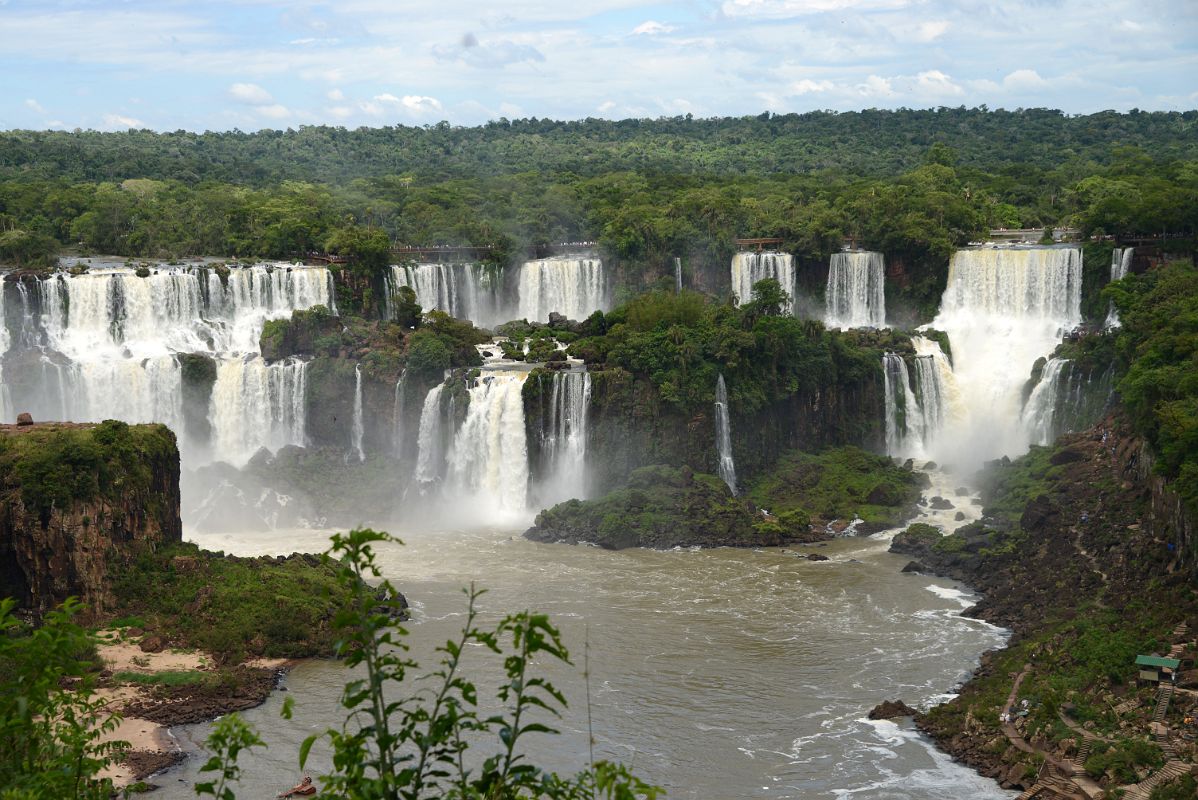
152;518;1016;800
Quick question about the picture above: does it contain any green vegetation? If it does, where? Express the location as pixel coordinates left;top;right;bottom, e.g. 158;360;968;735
111;670;207;687
1084;737;1164;783
0;420;176;525
527;464;764;549
1151;775;1198;799
976;445;1058;528
108;542;360;665
746;446;927;531
5;531;657;798
1109;260;1198;523
1;112;1194;323
0;597;123;800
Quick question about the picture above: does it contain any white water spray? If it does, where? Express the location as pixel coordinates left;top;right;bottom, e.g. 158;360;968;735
826;251;885;329
538;370;591;505
446;372;530;520
929;246;1082;468
1105;247;1134;328
714;374;737;494
517;257;607;323
350;363;365;462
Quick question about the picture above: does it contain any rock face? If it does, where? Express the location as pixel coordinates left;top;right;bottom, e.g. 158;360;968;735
0;420;182;618
868;700;918;720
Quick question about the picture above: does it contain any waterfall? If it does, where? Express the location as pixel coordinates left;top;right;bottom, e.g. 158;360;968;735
538;370;591;505
392;370;407;458
209;356;307;466
930;246;1082;467
731;252;794;314
1105;247;1134;328
882;354;924;457
388;263;501;328
1021;357;1115;446
414;384;446;484
826;251;885;329
446;372;530;518
0;286;11;422
675;257;683;294
517;257;607;323
350;363;365;462
6;263;331;463
714;374;737;494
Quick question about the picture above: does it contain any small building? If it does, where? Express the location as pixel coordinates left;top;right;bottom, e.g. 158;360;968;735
1136;654;1181;683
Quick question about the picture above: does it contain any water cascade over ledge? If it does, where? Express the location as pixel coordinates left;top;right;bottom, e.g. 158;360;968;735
1;262;333;466
826;251;886;329
1105;247;1134;329
517;257;608;323
350;363;365;462
536;369;591;507
714;374;737;494
929;246;1082;468
731;252;795;314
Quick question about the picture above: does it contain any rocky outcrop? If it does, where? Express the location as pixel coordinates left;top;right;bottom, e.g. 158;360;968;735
0;420;181;618
868;700;918;720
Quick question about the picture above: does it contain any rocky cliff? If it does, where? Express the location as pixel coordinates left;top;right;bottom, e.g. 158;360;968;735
0;420;181;618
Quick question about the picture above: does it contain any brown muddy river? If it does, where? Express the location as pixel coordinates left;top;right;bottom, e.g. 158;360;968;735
155;474;1014;799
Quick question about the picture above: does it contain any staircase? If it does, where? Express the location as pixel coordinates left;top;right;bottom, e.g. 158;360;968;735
1153;683;1174;723
1123;760;1193;800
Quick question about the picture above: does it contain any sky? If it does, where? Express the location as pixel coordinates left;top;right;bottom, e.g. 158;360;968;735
1;0;1195;132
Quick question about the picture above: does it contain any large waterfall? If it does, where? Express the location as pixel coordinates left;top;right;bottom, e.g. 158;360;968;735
388;263;502;328
446;372;530;520
537;370;591;506
882;354;920;457
714;374;737;494
826;251;885;329
0;262;333;465
1105;247;1134;328
930;246;1082;467
731;252;794;314
517;257;607;323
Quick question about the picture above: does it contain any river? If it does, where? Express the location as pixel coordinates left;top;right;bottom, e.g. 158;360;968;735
152;472;1014;800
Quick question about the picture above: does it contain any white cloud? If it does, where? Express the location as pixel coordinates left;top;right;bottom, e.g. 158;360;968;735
915;69;964;97
722;0;908;18
856;74;894;98
328;105;353;119
102;113;144;128
632;20;675;35
24;98;46;114
791;78;833;94
374;93;402;104
327;88;345;101
598;100;616;112
229;82;273;105
1003;69;1047;91
359;101;384;116
257;104;291;119
402;95;443;113
498;102;523;117
913;20;950;42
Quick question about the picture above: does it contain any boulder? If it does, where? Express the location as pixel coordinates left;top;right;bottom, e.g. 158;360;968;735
139;634;167;653
929;496;955;510
15;412;33;426
868;699;918;720
805;553;830;561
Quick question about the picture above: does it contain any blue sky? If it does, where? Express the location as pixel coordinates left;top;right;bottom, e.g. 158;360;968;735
1;0;1195;131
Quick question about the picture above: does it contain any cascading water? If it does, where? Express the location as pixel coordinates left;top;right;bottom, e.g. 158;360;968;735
731;252;794;314
392;370;407;459
882;353;922;457
1021;358;1114;446
517;257;607;323
209;355;307;466
1105;247;1134;328
414;384;446;484
2;262;331;464
350;363;365;462
826;251;885;329
388;263;502;328
0;292;12;421
675;257;683;294
446;372;530;520
537;370;591;505
929;246;1082;468
910;337;963;453
714;374;737;494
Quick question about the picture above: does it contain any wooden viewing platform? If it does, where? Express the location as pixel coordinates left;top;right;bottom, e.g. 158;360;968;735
735;237;784;251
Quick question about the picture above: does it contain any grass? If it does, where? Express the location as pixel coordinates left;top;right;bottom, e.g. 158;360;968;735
113;670;208;687
107;542;359;665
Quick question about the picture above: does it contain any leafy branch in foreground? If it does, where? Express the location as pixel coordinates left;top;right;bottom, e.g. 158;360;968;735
0;597;127;800
202;527;659;800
